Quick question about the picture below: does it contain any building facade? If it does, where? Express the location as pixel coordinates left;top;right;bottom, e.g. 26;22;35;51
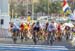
0;0;10;29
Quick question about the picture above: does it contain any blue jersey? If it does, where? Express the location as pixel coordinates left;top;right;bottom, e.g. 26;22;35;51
72;28;75;32
47;23;55;32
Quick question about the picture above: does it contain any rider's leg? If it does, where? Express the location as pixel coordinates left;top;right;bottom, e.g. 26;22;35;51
20;30;24;42
33;31;37;45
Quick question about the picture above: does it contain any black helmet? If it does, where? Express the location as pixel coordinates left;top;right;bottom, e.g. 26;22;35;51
36;21;39;24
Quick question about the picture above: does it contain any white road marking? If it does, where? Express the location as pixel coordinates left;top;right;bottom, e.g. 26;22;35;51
0;44;69;50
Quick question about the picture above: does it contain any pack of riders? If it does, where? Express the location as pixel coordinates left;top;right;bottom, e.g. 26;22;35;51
9;21;74;44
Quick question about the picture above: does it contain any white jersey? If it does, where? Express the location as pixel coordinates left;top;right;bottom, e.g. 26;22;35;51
13;23;20;29
40;23;45;29
47;23;55;32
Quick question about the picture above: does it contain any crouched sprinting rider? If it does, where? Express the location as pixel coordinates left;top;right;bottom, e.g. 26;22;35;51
9;22;20;43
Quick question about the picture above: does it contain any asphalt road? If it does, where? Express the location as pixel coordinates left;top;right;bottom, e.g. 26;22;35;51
0;44;73;51
0;38;75;51
0;29;75;51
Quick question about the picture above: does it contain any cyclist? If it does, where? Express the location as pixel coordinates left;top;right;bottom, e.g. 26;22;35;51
11;22;20;43
47;21;55;45
65;25;70;40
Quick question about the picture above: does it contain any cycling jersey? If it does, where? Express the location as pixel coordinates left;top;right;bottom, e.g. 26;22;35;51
33;23;40;32
72;28;75;32
20;23;24;31
47;23;55;32
24;24;28;30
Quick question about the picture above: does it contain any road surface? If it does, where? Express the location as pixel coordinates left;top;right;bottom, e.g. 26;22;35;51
0;44;74;51
0;29;75;51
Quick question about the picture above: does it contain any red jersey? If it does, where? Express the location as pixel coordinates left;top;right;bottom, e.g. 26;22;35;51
20;23;24;31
